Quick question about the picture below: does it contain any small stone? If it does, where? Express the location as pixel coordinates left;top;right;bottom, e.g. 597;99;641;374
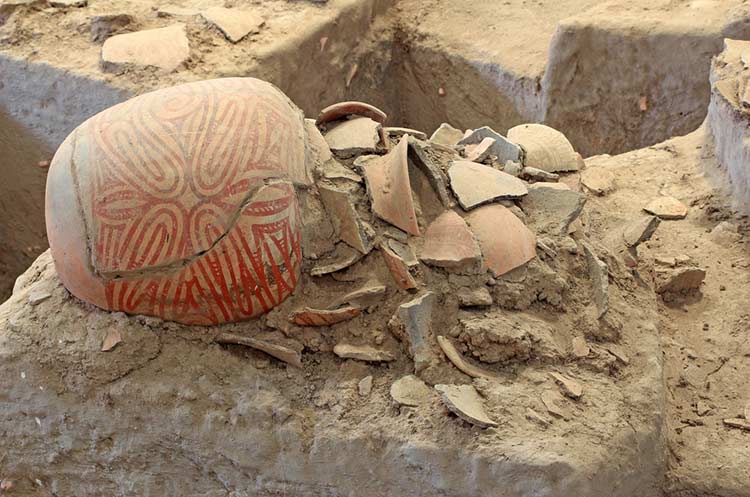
434;384;497;428
464;137;495;162
324;117;381;158
541;389;571;419
28;289;51;306
503;160;523;176
643;196;688;220
457;287;493;307
458;126;522;163
580;167;615;195
429;123;464;147
358;376;373;396
655;256;676;267
723;418;750;431
157;5;200;17
582;242;608;319
521;167;560;182
623;215;660;248
202;7;264;43
448;160;528;210
390;375;433;406
101;24;190;73
675;254;692;265
419;210;482;269
606;345;630;365
0;480;13;491
656;267;706;294
290;306;361;326
333;343;395;362
101;328;122;352
525;407;551;428
90;13;133;43
571;337;590;358
549;372;583;399
398;292;437;373
49;0;86;6
695;400;712;416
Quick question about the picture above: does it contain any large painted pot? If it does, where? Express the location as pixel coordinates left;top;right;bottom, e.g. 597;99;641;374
46;78;309;325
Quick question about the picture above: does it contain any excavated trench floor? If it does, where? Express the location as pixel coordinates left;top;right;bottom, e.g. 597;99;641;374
1;1;750;496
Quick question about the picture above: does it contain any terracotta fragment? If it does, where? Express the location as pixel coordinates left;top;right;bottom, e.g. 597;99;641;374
458;126;522;163
46;79;307;325
398;292;436;372
623;215;660;247
643;196;688;220
541;389;571;420
101;328;122;352
466;204;536;277
333;343;395;362
434;384;497;428
385;127;427;141
407;137;453;208
387;239;419;268
582;242;609;319
464;137;495;162
549;372;583;399
101;24;190;73
436;336;496;380
429;123;464;147
723;418;750;431
289;305;361;326
332;284;386;309
215;332;302;368
656;267;706;294
419;210;481;269
318;184;372;254
201;7;264;43
363;137;420;235
316;101;387;125
324;117;381;158
358;376;373;396
448;160;528;210
310;244;363;276
381;243;418;290
507;123;580;172
521;183;586;235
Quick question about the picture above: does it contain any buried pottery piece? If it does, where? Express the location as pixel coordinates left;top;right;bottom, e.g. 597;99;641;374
46;78;308;325
507;123;581;173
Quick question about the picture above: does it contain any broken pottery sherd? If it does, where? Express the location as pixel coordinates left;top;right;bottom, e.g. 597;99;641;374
623;215;660;248
331;284;387;309
580;167;615;195
324;117;382;158
215;332;303;368
448;160;528;210
430;123;465;147
466;204;536;277
333;343;396;362
390;374;433;406
419;210;481;269
656;267;706;294
316;101;387;126
318;184;372;254
549;372;583;399
381;243;418;290
398;292;436;372
46;78;307;325
388;239;419;268
101;24;190;73
310;244;363;276
521;167;560;182
464;137;495;163
541;389;571;420
582;242;609;319
643;196;688;220
723;418;750;431
457;126;522;164
456;286;493;307
385;126;427;141
521;183;586;235
507;123;580;173
436;336;496;380
407;137;454;208
434;384;497;428
358;376;373;396
289;306;361;326
101;328;122;352
363;137;420;235
201;7;264;43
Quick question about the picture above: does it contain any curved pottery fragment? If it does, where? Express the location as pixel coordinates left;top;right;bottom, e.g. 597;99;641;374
466;204;537;277
315;101;387;125
507;123;581;173
46;78;308;325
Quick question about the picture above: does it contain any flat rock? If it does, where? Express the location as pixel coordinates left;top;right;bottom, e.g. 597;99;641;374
643;196;688;220
381;243;417;290
549;372;583;399
390;375;432;406
333;343;395;362
457;126;522;163
521;183;586;235
324;117;381;159
581;167;615;195
318;184;372;254
457;286;493;307
708;221;741;245
582;242;609;319
419;210;481;269
398;292;436;373
466;204;536;277
321;161;362;183
317;101;387;125
448;160;528;210
430;123;464;147
362;137;419;235
157;5;200;17
101;24;189;73
656;267;706;294
290;306;361;326
434;384;497;428
507;123;581;173
202;7;264;43
623;215;660;248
